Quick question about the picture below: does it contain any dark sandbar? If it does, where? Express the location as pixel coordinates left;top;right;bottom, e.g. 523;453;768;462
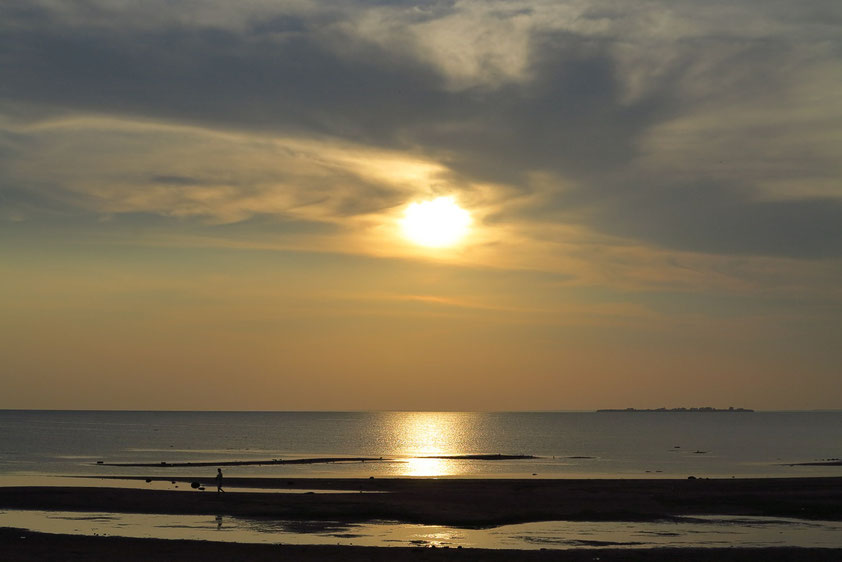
99;453;534;468
418;454;535;460
101;457;389;468
2;477;841;525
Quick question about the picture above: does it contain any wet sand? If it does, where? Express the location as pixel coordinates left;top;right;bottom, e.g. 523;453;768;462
3;527;842;562
2;477;841;525
2;477;842;560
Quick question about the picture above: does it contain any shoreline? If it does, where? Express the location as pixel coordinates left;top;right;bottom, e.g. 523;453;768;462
2;476;841;525
4;476;842;560
4;527;842;561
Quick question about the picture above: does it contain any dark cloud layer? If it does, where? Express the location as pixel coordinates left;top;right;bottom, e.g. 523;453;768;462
1;0;840;258
592;182;842;259
1;7;444;139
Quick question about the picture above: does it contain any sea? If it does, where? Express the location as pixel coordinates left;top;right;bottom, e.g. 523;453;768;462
3;410;842;549
1;410;840;482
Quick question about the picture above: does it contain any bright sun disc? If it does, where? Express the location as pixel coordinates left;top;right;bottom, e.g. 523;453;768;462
401;196;472;247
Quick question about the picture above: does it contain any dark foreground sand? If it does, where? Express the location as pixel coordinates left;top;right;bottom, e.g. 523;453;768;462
2;477;842;560
3;527;842;562
2;477;841;524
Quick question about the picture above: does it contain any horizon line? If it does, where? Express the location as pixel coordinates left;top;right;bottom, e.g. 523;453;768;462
2;408;841;413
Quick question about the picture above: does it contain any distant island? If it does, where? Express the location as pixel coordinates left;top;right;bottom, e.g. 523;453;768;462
597;407;754;413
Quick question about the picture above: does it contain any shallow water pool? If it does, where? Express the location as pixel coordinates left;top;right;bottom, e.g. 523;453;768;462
2;509;841;549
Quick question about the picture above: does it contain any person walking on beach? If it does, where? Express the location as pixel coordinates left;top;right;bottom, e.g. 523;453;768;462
216;468;224;493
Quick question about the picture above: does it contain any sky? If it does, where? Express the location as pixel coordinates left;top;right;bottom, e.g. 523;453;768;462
1;0;840;411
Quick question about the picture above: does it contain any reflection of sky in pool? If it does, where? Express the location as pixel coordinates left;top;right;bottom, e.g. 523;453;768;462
3;510;842;550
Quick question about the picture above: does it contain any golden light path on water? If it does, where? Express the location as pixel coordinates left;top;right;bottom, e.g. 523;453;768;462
393;412;471;477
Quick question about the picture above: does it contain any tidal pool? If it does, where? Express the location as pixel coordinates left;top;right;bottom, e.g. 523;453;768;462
2;510;842;549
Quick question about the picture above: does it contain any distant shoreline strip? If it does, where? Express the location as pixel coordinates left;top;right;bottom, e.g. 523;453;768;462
597;408;754;413
98;453;536;468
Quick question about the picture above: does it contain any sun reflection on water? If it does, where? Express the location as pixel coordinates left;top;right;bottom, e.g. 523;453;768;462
393;412;471;477
403;457;452;477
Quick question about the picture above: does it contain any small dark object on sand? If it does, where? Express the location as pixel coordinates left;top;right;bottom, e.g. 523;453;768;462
145;479;151;483
191;482;200;489
96;461;104;464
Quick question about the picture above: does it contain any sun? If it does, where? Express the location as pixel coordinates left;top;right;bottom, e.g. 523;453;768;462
400;196;472;247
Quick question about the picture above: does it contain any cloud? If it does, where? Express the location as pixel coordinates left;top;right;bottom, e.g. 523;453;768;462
1;0;841;270
590;181;842;259
0;116;449;224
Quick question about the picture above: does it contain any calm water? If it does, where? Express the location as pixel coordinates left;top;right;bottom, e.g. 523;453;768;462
4;510;842;549
1;410;840;481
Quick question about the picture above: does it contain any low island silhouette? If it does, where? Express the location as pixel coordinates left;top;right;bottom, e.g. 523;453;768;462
597;406;754;412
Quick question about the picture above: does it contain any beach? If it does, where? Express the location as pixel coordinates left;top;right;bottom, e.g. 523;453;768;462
3;477;842;524
3;412;842;558
3;477;842;559
5;527;842;562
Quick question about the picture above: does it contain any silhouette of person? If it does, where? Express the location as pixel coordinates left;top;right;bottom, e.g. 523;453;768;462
216;468;224;493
